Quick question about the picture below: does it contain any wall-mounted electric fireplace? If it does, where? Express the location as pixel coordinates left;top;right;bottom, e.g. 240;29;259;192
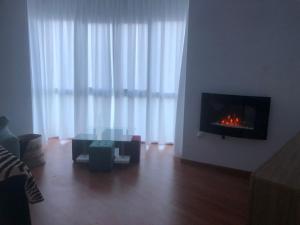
200;93;271;140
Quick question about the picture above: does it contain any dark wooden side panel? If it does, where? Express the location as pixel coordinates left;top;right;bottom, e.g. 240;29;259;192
124;141;141;163
249;177;300;225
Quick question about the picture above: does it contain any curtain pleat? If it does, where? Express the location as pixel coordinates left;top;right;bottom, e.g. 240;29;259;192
27;0;189;143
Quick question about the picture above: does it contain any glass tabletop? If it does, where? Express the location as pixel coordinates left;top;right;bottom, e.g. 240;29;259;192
73;128;132;142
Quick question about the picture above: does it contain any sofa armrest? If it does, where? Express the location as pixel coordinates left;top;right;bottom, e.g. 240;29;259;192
0;135;20;158
0;175;31;225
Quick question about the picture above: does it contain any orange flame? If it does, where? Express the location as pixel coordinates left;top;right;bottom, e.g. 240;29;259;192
220;115;241;127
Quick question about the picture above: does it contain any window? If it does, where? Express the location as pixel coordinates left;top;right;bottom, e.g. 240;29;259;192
27;0;189;143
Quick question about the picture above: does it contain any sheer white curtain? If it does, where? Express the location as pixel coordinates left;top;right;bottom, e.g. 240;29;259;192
27;0;189;143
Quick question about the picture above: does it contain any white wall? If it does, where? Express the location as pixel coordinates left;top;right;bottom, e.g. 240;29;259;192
182;0;300;171
0;0;33;135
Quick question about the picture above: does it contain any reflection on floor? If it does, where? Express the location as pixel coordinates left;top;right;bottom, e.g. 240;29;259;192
30;139;249;225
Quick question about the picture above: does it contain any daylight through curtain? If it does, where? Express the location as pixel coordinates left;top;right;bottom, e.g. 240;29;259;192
27;0;189;143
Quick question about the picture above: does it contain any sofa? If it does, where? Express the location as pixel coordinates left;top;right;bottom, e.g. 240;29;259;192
0;176;32;225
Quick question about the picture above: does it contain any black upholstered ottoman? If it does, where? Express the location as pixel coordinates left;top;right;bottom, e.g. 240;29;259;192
89;140;114;172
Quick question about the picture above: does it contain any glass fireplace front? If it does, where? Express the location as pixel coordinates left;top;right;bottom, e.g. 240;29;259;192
200;93;271;139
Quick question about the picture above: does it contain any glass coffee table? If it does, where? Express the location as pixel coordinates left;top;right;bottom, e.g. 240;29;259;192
72;128;141;166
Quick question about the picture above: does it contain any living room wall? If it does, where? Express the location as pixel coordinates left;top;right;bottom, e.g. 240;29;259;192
0;0;33;135
182;0;300;171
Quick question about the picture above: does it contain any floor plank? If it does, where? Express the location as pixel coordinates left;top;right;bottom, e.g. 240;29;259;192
30;140;250;225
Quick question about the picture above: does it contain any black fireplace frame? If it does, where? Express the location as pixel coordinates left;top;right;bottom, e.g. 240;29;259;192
200;93;271;140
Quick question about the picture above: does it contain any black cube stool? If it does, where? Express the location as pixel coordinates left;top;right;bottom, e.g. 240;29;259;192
89;140;114;172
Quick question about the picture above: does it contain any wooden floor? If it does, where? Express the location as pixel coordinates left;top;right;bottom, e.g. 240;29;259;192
30;140;250;225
